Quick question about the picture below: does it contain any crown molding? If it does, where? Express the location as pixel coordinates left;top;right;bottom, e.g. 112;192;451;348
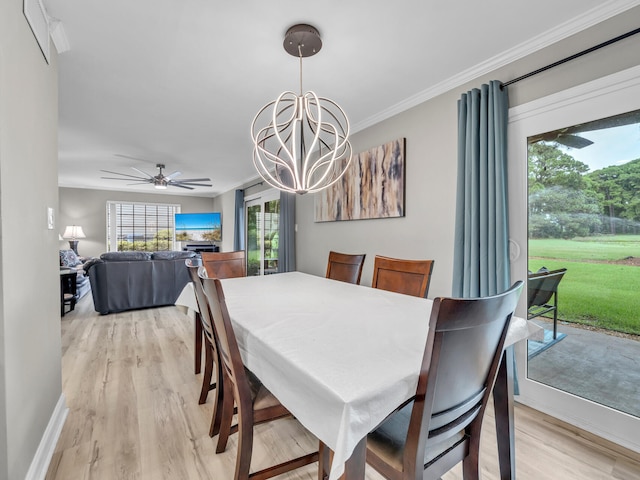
352;0;640;133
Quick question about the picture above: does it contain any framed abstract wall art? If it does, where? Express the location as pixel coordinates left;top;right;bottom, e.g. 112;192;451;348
314;138;405;222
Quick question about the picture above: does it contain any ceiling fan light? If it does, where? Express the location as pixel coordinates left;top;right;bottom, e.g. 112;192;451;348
154;183;167;190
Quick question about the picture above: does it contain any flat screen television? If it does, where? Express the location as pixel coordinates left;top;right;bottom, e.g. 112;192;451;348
174;212;221;242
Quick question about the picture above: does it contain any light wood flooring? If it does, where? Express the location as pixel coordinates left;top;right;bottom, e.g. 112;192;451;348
46;295;640;480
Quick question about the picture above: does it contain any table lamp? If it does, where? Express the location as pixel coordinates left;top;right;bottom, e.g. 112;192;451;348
62;225;86;255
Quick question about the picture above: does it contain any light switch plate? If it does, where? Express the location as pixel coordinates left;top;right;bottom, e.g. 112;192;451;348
47;207;54;229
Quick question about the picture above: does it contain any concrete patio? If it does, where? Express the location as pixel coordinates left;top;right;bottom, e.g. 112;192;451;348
526;318;640;418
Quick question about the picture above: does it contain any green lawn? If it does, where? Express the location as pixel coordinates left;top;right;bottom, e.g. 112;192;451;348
529;236;640;336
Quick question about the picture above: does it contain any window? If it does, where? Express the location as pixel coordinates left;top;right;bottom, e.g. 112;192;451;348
106;201;180;252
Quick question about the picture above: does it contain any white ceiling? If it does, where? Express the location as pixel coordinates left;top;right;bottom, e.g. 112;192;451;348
45;0;637;197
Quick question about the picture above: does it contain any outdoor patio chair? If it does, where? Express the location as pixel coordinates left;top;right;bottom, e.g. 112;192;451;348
527;267;567;339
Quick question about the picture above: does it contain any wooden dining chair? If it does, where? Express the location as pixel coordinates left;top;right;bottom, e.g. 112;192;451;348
325;251;366;284
185;258;205;375
192;251;246;378
185;261;226;438
201;251;246;279
360;281;523;480
200;273;319;480
371;255;434;298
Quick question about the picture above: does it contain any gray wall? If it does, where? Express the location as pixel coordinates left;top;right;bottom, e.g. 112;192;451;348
293;8;640;296
59;187;215;259
0;0;61;478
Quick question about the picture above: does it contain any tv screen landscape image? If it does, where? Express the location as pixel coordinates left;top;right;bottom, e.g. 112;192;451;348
175;212;221;242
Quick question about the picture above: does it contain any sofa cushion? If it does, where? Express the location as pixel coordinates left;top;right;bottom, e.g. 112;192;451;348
100;251;152;262
151;251;196;260
60;249;83;267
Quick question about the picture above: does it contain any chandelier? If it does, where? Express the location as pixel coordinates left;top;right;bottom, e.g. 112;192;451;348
251;24;352;195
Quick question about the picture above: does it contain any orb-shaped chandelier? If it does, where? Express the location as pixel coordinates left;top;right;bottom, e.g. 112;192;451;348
251;24;352;195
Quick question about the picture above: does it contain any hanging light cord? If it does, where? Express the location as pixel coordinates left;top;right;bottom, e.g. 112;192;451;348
298;44;303;95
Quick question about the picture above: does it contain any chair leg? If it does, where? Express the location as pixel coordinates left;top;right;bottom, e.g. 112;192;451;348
462;455;480;480
209;361;224;438
215;377;235;452
199;340;214;404
552;293;558;340
318;441;331;480
195;312;203;374
233;408;254;480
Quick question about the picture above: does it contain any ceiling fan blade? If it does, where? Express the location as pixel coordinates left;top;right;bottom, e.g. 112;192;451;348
101;176;150;181
171;180;212;186
100;170;149;180
131;167;154;178
557;134;594;149
171;183;194;190
165;171;182;180
175;177;211;183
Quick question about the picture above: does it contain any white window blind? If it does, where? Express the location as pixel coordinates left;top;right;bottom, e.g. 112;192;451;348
106;201;181;252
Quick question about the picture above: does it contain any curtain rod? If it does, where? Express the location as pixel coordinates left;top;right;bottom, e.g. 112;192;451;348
502;26;640;88
244;181;264;190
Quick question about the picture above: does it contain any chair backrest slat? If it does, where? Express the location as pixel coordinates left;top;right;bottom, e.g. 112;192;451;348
201;251;246;279
185;259;216;346
199;273;250;399
326;251;366;285
372;255;434;298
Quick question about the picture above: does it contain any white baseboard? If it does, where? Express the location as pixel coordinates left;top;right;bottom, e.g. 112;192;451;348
25;394;68;480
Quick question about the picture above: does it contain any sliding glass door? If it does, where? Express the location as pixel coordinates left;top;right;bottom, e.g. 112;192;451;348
245;190;280;276
508;66;640;454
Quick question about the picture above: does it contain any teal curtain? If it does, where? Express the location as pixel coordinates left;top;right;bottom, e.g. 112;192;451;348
278;191;296;272
453;80;510;298
233;189;244;251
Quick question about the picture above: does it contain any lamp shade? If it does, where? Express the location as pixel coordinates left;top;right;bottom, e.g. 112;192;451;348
62;225;86;239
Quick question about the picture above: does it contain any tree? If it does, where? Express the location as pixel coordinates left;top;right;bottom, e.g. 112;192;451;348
528;142;600;238
528;142;590;191
587;158;640;233
529;186;601;238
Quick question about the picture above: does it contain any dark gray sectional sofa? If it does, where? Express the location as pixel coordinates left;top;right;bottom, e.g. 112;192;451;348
87;250;196;315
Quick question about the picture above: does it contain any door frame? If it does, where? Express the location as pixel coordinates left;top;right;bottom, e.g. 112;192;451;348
508;64;640;453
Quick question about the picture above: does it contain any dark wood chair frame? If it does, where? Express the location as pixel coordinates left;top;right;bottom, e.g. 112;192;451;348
185;261;226;438
527;268;567;339
371;255;435;298
191;252;246;376
200;273;318;480
343;282;523;480
325;251;366;285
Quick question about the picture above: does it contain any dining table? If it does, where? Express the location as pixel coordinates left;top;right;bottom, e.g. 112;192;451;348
178;271;537;480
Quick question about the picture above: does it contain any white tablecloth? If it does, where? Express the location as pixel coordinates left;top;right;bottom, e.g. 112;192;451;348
217;272;535;480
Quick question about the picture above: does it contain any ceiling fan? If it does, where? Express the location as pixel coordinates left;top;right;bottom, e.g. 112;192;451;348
528;109;640;149
101;163;212;190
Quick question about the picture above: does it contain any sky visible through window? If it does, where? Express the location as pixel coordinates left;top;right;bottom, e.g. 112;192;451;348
557;122;640;171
